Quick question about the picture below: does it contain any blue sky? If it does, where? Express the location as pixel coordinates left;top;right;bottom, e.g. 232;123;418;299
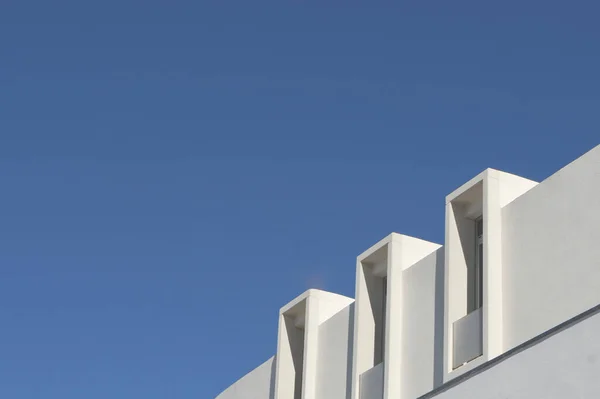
0;1;598;398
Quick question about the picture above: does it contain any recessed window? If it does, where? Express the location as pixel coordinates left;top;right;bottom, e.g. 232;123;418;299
358;246;388;367
448;187;485;370
277;303;307;399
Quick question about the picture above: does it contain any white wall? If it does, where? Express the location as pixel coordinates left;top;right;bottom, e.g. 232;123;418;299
359;363;383;399
401;248;445;399
316;304;354;399
502;145;600;350
422;306;600;399
216;357;275;399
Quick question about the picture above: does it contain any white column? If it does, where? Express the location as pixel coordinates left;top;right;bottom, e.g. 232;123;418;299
484;173;503;359
302;296;319;399
383;239;403;399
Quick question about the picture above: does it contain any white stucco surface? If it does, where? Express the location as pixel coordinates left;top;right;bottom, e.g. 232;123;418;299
216;357;275;399
316;304;354;399
401;248;445;399
502;145;600;350
424;306;600;399
359;363;383;399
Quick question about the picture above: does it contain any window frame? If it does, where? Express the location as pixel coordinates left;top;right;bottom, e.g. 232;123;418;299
474;217;484;310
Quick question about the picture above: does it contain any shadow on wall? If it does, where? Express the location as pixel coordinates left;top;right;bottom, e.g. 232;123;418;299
269;358;276;399
364;270;385;366
434;247;446;388
346;304;355;399
283;315;305;399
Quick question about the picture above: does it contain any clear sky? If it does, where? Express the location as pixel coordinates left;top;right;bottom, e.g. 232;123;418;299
0;1;598;398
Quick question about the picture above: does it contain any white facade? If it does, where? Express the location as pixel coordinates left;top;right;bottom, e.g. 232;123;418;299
215;145;600;399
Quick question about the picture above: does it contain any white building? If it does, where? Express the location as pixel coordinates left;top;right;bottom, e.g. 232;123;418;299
215;145;600;399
